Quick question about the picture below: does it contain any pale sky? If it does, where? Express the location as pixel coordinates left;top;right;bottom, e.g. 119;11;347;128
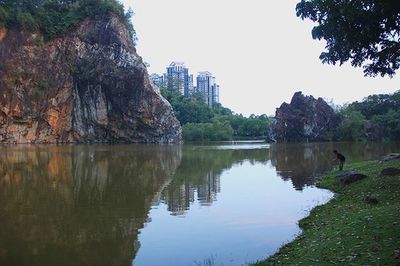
123;0;400;116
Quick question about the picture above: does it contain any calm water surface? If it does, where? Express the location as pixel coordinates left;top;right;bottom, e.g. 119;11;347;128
0;142;399;265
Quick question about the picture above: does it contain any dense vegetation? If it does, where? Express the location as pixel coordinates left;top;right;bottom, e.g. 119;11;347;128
296;0;400;77
256;158;400;265
0;0;136;41
335;90;400;141
161;89;273;142
162;88;400;142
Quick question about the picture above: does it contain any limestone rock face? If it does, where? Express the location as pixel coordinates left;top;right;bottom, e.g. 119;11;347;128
0;15;182;143
272;91;340;142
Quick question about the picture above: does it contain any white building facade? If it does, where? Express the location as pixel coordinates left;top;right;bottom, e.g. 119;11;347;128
166;62;193;96
196;71;219;107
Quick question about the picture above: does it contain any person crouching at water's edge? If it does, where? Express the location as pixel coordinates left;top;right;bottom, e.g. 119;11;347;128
333;150;346;171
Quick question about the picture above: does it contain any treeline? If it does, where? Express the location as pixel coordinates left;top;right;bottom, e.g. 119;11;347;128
335;91;400;141
161;89;273;142
0;0;136;40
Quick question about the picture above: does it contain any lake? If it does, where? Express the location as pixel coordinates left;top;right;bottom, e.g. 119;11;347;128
0;142;399;265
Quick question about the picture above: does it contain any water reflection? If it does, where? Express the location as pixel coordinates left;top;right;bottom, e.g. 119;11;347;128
0;142;399;265
270;142;400;190
161;147;269;215
270;143;334;190
161;141;400;213
0;145;181;266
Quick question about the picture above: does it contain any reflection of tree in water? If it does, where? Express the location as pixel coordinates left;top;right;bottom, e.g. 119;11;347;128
161;147;269;215
0;145;181;266
270;142;400;190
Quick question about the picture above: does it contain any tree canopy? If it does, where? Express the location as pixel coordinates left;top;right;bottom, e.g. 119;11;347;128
335;90;400;141
160;89;273;142
296;0;400;77
0;0;136;41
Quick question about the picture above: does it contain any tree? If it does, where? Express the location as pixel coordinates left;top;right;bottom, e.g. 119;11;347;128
337;110;366;141
348;91;400;119
0;6;8;27
0;0;136;41
296;0;400;77
372;110;400;141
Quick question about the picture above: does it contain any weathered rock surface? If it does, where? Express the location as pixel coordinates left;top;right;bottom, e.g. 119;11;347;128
381;167;400;176
336;169;368;185
0;15;182;143
272;91;340;142
381;153;400;162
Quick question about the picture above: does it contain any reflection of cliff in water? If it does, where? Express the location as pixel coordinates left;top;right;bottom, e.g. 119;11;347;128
269;142;400;190
161;147;269;215
269;143;333;190
0;145;181;266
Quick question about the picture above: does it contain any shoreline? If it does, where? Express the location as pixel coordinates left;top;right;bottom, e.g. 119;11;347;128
254;157;400;265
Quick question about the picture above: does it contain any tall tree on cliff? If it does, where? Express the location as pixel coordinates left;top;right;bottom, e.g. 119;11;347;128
296;0;400;77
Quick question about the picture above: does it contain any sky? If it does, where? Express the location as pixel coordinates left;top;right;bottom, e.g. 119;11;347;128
123;0;400;116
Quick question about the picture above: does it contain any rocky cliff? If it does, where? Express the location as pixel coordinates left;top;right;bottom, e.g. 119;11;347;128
272;91;340;142
0;15;181;143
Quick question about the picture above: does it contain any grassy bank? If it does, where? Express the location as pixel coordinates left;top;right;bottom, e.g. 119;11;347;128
255;158;400;265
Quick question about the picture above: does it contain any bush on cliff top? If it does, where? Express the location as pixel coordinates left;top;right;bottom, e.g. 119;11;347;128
0;0;136;41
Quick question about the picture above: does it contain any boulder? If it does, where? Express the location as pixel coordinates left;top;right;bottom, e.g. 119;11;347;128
381;153;400;162
380;167;400;176
336;169;368;185
272;91;341;142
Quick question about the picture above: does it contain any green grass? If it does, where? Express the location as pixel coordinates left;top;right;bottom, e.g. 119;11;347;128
254;159;400;265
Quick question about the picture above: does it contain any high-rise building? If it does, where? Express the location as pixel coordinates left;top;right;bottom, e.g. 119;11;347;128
149;73;164;88
165;62;193;96
196;71;219;107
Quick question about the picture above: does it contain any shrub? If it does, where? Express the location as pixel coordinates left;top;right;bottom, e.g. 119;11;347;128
0;0;136;41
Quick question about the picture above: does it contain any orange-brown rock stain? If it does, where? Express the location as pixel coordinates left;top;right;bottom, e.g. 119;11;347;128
0;27;7;43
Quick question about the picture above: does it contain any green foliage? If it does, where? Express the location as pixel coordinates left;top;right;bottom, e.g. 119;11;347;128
347;91;400;119
0;0;136;41
161;89;273;142
0;6;8;27
212;103;233;116
183;122;233;142
161;89;214;124
296;0;400;77
15;9;38;31
371;110;400;141
336;110;366;141
335;90;400;142
225;113;272;139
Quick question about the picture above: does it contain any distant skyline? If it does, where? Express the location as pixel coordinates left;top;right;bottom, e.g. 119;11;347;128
123;0;399;116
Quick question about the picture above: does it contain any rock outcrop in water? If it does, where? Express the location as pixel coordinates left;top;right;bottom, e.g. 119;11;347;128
272;91;340;142
0;15;181;143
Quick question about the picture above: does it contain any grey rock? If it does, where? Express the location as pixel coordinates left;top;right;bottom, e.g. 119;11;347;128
381;167;400;176
381;153;400;162
272;91;341;142
336;169;368;185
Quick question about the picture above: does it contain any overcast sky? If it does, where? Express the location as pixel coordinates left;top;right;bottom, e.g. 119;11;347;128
123;0;400;116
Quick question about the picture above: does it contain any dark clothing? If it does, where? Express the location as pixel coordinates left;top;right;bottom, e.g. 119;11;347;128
335;152;345;171
336;153;346;162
